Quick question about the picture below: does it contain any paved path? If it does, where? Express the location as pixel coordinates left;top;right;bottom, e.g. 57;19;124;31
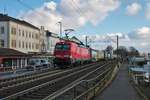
95;63;142;100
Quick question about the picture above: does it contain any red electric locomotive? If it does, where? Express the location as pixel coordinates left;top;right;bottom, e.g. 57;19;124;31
53;40;91;68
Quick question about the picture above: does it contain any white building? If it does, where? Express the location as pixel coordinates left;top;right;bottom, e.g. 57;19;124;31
0;14;45;53
39;26;47;53
46;30;59;55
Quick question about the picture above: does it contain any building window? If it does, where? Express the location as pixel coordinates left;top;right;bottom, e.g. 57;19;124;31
32;43;34;49
36;44;39;49
22;41;24;48
11;27;16;35
29;32;31;38
0;39;4;47
32;33;34;38
26;31;28;38
11;40;16;48
19;29;21;36
19;40;21;48
0;26;4;34
22;30;24;37
29;42;31;49
35;34;38;39
26;42;28;49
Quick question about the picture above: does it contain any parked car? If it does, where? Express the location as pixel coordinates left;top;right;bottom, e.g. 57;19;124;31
26;58;51;71
143;62;150;84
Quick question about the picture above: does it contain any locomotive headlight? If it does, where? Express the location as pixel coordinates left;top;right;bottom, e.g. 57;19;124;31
70;55;72;58
64;55;70;57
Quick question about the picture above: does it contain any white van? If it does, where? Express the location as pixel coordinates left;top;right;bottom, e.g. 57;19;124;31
26;58;50;70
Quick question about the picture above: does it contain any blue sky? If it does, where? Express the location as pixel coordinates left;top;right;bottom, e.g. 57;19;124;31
0;0;150;52
0;0;149;34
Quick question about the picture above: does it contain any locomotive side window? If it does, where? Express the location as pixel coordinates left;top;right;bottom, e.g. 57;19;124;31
55;45;62;50
55;44;70;50
63;45;70;50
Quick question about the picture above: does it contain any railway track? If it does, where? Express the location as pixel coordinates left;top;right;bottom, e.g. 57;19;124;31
0;69;61;88
1;61;111;100
0;68;57;83
44;61;116;100
0;62;105;99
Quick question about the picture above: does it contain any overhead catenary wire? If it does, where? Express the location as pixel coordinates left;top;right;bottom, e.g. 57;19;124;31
70;0;85;17
17;0;48;17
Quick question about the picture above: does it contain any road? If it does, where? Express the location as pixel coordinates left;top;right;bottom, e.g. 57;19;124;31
95;63;143;100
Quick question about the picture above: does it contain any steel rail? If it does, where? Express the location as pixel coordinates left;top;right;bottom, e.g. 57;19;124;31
74;67;114;100
18;62;108;100
0;69;61;88
0;68;56;83
43;62;114;100
1;62;103;100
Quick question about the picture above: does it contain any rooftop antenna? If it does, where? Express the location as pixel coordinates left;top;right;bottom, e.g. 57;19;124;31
3;5;7;15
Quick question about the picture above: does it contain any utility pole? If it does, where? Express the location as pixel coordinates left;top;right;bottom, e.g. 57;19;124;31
117;35;119;66
58;21;62;39
85;36;88;47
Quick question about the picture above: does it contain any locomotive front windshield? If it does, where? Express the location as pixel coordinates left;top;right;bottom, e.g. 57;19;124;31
55;44;70;50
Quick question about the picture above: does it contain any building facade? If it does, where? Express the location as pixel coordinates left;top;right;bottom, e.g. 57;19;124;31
0;48;28;71
0;14;43;53
39;26;47;53
46;30;59;55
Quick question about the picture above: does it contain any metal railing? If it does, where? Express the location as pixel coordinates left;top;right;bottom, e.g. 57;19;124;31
1;62;105;100
43;63;116;100
74;68;113;100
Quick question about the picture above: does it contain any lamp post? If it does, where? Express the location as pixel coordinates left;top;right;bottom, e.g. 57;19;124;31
117;35;119;66
58;21;62;39
106;35;119;64
85;36;88;47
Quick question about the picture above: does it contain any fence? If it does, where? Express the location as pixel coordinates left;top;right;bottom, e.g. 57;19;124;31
43;64;118;100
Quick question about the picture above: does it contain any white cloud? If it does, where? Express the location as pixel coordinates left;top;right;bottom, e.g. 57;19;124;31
44;1;57;11
129;26;150;39
126;2;141;16
19;0;120;33
146;3;150;20
127;26;150;52
77;32;130;50
137;26;150;38
77;27;150;52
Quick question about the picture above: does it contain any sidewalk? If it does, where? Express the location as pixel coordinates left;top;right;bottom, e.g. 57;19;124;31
95;63;142;100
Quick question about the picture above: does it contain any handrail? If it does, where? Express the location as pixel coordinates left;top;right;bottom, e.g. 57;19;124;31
43;63;113;100
74;69;113;100
2;62;104;100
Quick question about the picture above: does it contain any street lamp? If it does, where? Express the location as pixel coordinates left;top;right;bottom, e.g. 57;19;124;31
57;21;62;39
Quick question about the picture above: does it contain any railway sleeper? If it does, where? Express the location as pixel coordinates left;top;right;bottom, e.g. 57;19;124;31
2;62;108;99
24;94;44;99
30;93;48;96
16;97;41;100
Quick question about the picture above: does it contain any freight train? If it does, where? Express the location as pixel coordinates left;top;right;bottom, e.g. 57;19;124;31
53;39;104;68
